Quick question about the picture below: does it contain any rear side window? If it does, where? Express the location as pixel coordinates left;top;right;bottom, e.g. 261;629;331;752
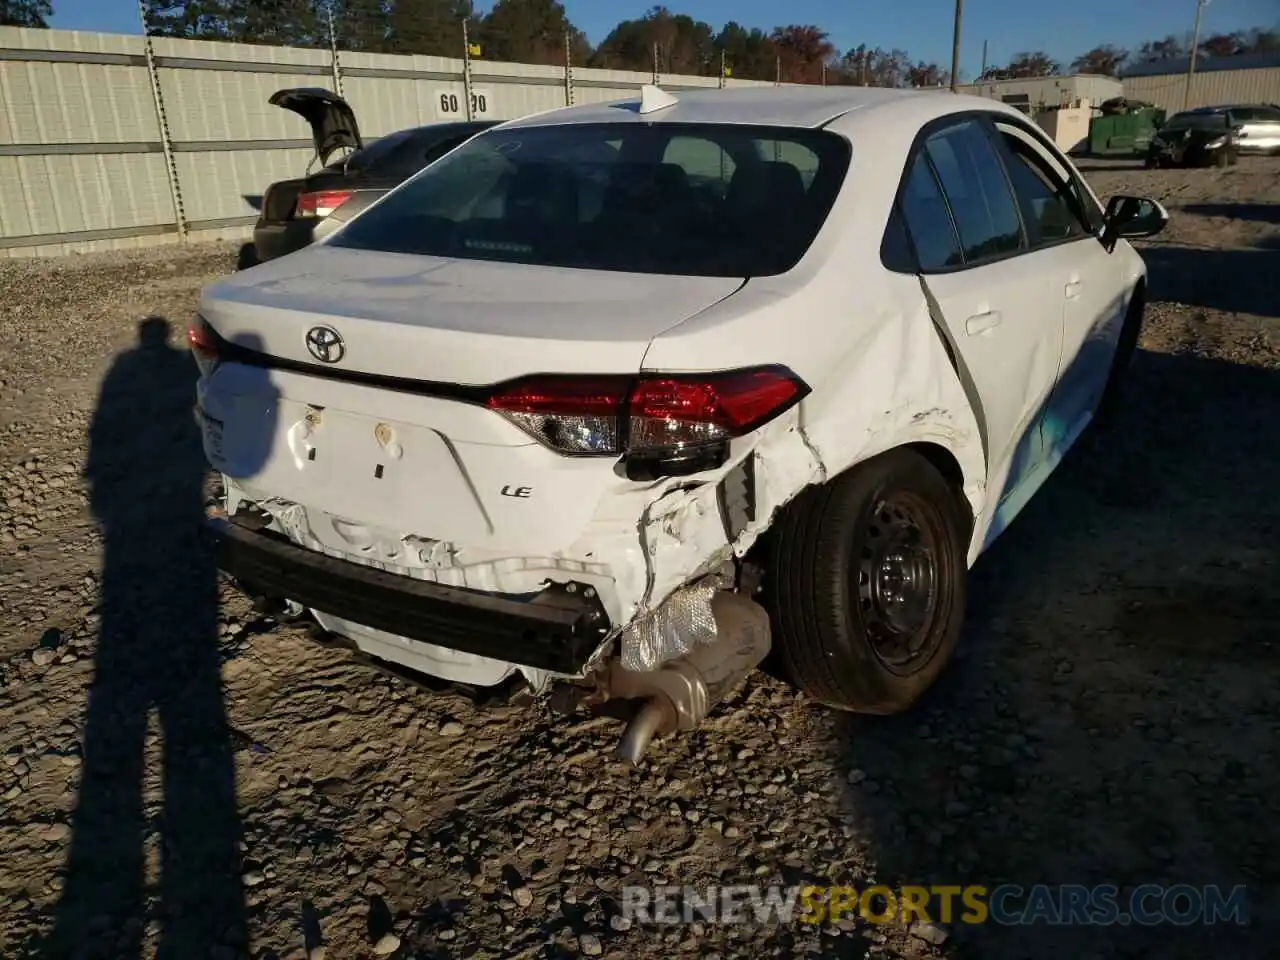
329;122;851;278
898;152;963;270
922;121;1025;263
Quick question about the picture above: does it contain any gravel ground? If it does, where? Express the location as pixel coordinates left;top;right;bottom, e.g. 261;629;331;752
0;158;1277;960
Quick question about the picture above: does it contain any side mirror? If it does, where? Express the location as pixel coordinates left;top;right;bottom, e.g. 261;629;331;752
1100;194;1169;252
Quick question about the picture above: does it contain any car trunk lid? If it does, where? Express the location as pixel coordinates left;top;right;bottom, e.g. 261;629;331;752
270;87;363;167
199;245;744;384
196;248;745;555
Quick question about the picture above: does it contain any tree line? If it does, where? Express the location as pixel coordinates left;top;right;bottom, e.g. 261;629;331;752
3;1;1278;86
987;27;1278;81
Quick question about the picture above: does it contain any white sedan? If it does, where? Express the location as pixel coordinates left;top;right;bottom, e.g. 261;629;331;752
192;84;1167;762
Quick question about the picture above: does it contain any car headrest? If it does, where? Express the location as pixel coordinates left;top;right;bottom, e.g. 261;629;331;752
505;161;578;222
728;160;807;212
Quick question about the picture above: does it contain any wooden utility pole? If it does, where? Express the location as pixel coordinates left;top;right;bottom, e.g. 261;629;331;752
950;0;963;92
1183;0;1210;111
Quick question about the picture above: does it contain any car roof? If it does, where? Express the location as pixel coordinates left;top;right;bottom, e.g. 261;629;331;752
1178;104;1271;114
494;85;1015;132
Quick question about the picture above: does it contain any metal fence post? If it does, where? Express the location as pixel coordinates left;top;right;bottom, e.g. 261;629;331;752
137;0;187;241
564;31;574;106
325;0;344;98
461;19;475;121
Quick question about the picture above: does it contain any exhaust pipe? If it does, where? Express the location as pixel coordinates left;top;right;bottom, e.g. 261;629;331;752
609;590;772;765
616;700;670;765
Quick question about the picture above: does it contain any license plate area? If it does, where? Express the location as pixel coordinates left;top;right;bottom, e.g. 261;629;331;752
230;396;493;543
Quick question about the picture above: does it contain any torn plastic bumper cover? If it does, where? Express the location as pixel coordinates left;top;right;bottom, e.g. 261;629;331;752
202;514;612;675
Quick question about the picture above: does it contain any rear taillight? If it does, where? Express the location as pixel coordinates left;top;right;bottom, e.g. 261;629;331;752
295;189;353;218
485;376;626;456
486;366;808;478
187;317;221;376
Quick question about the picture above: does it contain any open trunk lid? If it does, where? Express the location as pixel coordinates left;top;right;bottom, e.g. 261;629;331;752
196;246;745;556
270;87;363;167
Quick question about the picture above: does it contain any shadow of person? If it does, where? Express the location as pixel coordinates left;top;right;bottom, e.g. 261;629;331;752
42;317;247;960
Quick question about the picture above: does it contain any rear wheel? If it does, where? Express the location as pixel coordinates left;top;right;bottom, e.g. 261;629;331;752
767;449;969;714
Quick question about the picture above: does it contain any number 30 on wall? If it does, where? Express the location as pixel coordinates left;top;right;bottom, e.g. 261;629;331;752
436;90;491;118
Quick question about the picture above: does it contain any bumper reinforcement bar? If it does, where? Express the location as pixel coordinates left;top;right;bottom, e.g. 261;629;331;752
203;515;611;675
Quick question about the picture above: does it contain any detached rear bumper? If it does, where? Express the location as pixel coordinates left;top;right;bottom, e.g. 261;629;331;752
203;515;611;675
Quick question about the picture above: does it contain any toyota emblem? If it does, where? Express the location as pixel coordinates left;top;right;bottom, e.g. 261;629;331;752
305;325;345;363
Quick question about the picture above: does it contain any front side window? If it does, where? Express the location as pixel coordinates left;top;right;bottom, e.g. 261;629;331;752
995;125;1090;244
329;122;851;277
922;120;1025;263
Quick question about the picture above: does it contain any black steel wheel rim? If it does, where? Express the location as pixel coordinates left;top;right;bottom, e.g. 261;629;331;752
855;491;944;671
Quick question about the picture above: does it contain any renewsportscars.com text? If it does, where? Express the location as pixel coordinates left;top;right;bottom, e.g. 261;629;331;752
621;884;1250;927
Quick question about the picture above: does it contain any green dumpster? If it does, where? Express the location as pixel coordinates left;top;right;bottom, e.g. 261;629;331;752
1088;99;1166;157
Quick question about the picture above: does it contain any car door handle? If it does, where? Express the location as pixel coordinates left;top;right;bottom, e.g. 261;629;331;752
965;310;1002;336
1065;278;1082;299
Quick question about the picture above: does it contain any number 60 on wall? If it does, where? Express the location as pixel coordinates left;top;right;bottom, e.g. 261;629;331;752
436;90;491;118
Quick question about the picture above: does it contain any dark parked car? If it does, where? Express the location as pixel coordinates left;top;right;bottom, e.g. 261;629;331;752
249;88;496;264
1146;108;1242;168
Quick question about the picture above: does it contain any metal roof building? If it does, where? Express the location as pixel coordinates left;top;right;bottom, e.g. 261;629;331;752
1122;52;1280;113
954;74;1124;113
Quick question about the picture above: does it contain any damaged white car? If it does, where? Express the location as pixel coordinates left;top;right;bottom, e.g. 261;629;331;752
193;85;1168;762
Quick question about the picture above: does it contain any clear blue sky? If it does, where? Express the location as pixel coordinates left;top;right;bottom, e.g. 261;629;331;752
48;0;1280;78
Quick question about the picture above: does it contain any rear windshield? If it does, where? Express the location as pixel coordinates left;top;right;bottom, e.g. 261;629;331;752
326;129;416;173
328;122;851;277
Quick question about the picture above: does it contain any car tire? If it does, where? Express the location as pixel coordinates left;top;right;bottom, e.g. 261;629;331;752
766;448;969;714
236;242;261;271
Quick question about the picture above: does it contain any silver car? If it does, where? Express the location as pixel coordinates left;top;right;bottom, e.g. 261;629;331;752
1232;104;1280;154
